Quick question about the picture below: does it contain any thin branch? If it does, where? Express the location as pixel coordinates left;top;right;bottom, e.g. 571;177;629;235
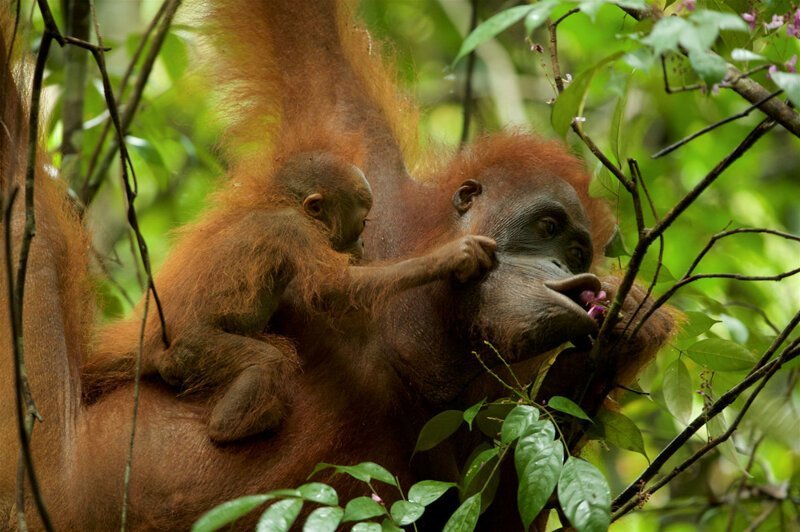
460;0;478;147
631;227;800;337
652;90;783;159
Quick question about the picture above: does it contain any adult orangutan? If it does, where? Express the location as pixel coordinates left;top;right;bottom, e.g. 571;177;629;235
0;1;673;530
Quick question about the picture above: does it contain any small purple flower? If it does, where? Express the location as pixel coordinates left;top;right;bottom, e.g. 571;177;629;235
371;493;383;504
681;0;696;11
764;14;785;30
580;290;609;323
587;305;606;321
742;11;757;31
789;10;800;38
787;54;798;73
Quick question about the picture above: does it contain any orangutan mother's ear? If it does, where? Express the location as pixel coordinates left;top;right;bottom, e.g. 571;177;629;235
452;179;483;215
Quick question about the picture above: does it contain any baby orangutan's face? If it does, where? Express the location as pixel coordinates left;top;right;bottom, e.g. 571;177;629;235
328;165;372;261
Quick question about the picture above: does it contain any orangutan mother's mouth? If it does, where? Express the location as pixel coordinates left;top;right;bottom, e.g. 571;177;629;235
544;273;603;333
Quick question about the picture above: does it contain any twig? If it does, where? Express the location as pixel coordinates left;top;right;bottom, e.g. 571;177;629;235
631;227;800;337
652;90;783;159
723;301;780;335
120;291;150;531
460;0;478;147
81;0;182;206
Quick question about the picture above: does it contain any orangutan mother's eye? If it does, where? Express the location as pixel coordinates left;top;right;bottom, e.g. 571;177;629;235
538;217;558;238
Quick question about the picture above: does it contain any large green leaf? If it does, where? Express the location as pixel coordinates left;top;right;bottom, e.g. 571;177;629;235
515;424;564;529
514;420;557;477
609;78;630;166
414;410;464;452
501;405;540;443
690;9;749;33
557;458;611;532
663;358;694;425
686;338;755;372
408;480;457;506
192;495;270;532
302;507;343;532
548;396;591;421
310;462;397;487
461;447;500;493
256;499;303;532
442;493;482;532
642;16;690;56
454;5;535;64
595;409;648;458
551;52;623;138
342;497;386;522
351;523;382;532
389;500;425;526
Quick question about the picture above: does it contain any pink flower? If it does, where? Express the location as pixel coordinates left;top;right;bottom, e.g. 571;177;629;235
681;0;696;11
764;14;785;30
579;290;609;323
742;11;757;31
371;493;383;504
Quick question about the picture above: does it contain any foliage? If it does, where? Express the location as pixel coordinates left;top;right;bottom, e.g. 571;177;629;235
20;0;800;530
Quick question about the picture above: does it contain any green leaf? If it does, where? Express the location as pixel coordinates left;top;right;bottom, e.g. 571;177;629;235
342;497;386;522
463;399;486;430
515;424;564;528
688;49;729;87
771;72;800;108
686;338;755;372
731;48;765;62
381;519;404;532
501;405;540;443
256;499;303;532
604;225;630;258
462;447;500;492
524;0;560;35
192;495;270;532
578;0;605;21
595;409;648;458
680;311;721;340
414;410;464;452
551;52;623;137
443;493;481;532
408;480;457;506
351;523;382;532
643;16;690;56
707;412;743;469
389;500;425;526
663;359;693;425
310;462;397;487
558;458;611;532
454;5;534;64
298;483;338;506
690;9;749;33
548;396;591;421
302;506;343;532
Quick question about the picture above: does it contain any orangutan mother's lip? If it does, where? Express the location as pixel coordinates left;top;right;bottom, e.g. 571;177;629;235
544;273;602;298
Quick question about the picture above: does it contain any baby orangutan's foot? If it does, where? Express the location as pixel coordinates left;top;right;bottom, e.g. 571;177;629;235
208;366;285;443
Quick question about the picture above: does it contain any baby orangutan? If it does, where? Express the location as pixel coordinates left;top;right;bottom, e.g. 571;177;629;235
83;151;496;443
